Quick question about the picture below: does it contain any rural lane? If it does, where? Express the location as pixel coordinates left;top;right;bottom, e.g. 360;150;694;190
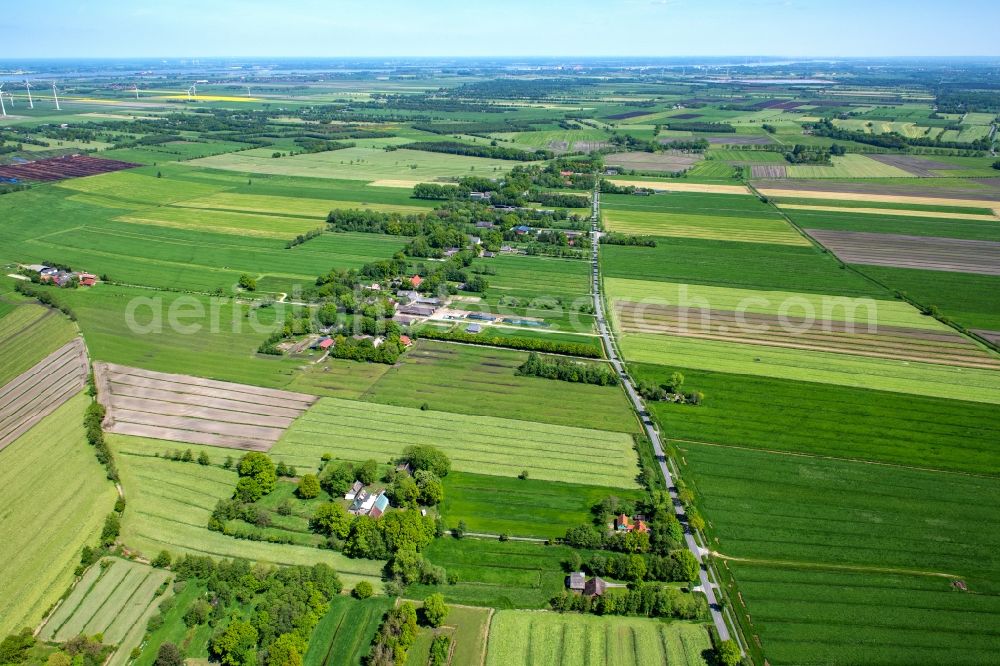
588;186;739;649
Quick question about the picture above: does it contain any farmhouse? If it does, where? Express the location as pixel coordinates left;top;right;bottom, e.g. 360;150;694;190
513;225;533;236
566;572;586;593
470;191;491;201
584;577;608;597
344;480;364;500
399;335;413;347
399;304;436;317
348;490;373;515
465;323;483;334
316;337;334;351
614;513;649;534
410;275;423;288
475;221;495;229
368;492;390;519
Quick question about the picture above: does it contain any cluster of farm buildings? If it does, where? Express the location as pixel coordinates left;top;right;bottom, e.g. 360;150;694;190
22;264;97;287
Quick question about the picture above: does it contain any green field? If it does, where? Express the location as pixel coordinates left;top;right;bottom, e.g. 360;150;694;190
785;154;915;179
0;394;118;637
271;397;640;488
485;611;712;666
407;602;491;666
620;333;1000;404
440;472;644;539
784;207;1000;242
406;538;587;609
173;191;432;217
603;209;807;245
110;435;385;588
132;581;212;666
0;303;79;385
40;558;171;658
637;363;1000;475
303;596;394;666
601;236;886;296
682;441;1000;664
116;207;321;238
188;146;522;182
359;340;639;433
728;563;1000;666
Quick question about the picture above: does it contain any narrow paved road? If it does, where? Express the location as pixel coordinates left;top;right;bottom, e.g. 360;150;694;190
588;187;738;648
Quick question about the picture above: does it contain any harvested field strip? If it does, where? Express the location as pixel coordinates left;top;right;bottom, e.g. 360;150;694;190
616;302;1000;369
778;203;998;221
484;611;712;666
785;154;914;179
606;179;750;195
603;209;807;246
755;186;1000;210
0;338;89;451
620;334;1000;405
271;398;640;488
806;229;1000;276
750;165;787;178
605;278;946;330
96;363;316;450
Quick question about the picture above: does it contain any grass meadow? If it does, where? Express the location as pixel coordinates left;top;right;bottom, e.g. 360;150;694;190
110;436;385;589
602;209;808;246
785;207;1000;243
0;303;79;385
728;563;1000;666
303;596;394;666
271;397;640;488
131;580;212;666
406;602;491;666
359;341;639;433
619;333;1000;404
0;394;118;636
636;363;1000;475
187;146;522;182
485;611;712;666
440;472;644;539
406;538;588;609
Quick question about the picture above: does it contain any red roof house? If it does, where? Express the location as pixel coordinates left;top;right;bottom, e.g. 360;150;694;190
318;338;334;350
410;275;423;288
78;273;97;287
399;335;412;347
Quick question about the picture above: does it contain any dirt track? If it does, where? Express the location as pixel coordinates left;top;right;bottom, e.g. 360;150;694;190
0;338;89;451
805;229;1000;276
95;363;316;450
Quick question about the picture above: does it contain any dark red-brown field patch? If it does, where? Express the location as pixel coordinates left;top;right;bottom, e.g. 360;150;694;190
0;154;139;182
805;229;1000;276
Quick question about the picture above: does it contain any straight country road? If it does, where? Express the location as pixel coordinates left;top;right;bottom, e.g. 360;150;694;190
588;185;741;651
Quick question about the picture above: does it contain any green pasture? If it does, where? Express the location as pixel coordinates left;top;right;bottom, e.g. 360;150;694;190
485;611;712;666
110;436;386;589
620;333;1000;404
0;394;118;636
638;363;1000;475
0;303;79;385
407;602;491;666
303;596;394;666
440;472;644;539
271;397;640;488
603;209;807;246
785;154;915;179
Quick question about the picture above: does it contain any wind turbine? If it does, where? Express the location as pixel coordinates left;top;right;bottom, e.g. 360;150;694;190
5;91;14;109
52;82;61;111
190;82;197;98
246;85;251;98
0;84;7;117
25;80;34;109
133;84;139;100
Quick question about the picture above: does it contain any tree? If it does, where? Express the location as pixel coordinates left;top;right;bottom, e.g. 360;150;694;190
390;475;420;508
297;474;321;499
320;462;355;496
238;452;276;495
152;550;172;568
357;459;379;485
717;639;742;666
211;619;258;666
101;513;120;547
154;643;184;666
688;511;706;532
184;600;211;627
453;521;466;539
353;581;374;599
672;550;700;582
238;274;257;291
267;634;304;666
234;477;263;503
400;445;451;477
415;470;443;506
422;593;448;628
993;160;1000;171
198;451;210;466
46;653;72;666
310;502;353;539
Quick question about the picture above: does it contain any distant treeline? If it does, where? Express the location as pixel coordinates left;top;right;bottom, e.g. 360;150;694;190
400;141;552;161
665;121;736;133
417;327;602;358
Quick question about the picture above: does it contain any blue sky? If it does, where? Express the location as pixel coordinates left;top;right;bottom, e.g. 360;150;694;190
3;0;999;58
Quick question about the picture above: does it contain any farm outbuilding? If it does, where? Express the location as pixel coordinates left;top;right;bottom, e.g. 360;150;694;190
566;572;586;593
584;577;607;597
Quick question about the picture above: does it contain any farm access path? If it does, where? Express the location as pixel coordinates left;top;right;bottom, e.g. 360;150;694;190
589;186;740;650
